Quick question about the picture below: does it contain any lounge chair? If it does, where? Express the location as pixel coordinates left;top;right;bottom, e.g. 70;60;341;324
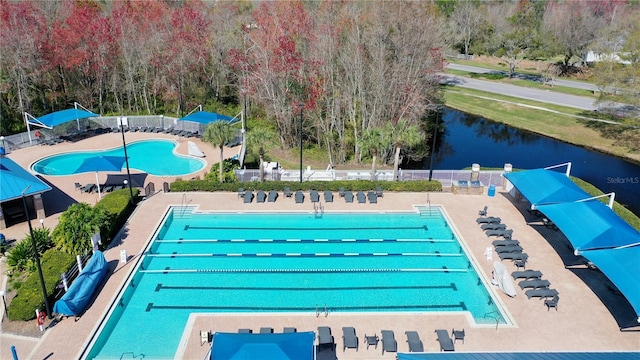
478;205;488;216
284;187;292;198
375;186;383;197
498;252;528;261
435;329;454;351
485;229;513;238
405;331;423;352
513;258;527;270
342;327;358;351
367;191;377;204
256;190;267;203
512;270;542;280
356;191;366;204
458;180;469;188
82;184;96;193
102;184;115;193
481;223;506;231
317;326;335;349
238;328;252;333
494;245;523;254
381;330;397;354
310;190;320;203
338;187;345;198
243;191;254;203
518;279;551;290
200;330;211;346
323;190;334;203
283;327;297;333
344;190;354;203
470;180;481;188
268;190;278;202
260;327;273;333
364;334;379;349
525;288;558;300
295;191;304;203
545;295;559;311
74;182;83;191
492;239;520;247
237;187;245;198
452;329;465;344
476;216;501;224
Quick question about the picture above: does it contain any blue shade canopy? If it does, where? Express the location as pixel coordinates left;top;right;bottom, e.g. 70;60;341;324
0;157;52;202
76;156;126;174
210;332;315;360
28;108;98;128
179;111;236;125
504;169;590;206
537;200;640;251
581;245;640;321
53;251;109;316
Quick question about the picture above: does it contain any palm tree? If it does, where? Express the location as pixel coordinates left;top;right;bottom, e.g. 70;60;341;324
203;121;237;183
246;126;277;182
385;119;423;181
357;128;387;181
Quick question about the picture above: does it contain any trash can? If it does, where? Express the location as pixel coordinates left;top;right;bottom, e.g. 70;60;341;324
488;185;496;197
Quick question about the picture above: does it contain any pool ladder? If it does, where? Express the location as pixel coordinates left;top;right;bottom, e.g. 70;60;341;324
119;352;145;359
313;202;324;217
316;304;329;317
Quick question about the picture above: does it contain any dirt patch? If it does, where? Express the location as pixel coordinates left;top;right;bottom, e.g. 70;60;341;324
1;316;47;338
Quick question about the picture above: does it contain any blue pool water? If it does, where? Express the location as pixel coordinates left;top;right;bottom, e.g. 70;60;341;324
31;139;205;176
86;208;507;359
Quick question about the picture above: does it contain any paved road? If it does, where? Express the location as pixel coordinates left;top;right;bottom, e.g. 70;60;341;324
441;73;598;111
447;63;598;92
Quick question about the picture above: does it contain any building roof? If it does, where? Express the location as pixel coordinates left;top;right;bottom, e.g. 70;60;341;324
0;156;52;203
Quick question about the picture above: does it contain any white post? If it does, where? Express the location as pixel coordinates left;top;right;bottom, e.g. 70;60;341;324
76;254;83;273
565;162;572;177
25;113;33;145
61;273;69;291
608;192;615;209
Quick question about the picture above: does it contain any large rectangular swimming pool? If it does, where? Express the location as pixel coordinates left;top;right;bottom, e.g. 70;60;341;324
86;207;507;359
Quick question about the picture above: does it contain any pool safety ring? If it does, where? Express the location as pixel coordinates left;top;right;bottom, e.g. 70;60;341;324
37;310;46;326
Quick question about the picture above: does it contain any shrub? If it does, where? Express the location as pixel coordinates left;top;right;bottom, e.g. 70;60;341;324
5;228;52;273
7;249;75;321
95;188;140;247
51;203;112;255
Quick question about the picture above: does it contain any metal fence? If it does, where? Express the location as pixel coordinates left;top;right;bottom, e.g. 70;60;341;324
235;168;506;188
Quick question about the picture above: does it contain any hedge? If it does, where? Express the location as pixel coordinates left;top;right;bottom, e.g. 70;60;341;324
7;250;75;321
170;179;443;193
94;188;140;248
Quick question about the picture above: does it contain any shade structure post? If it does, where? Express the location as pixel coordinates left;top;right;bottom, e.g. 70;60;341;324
299;103;304;183
95;172;102;199
119;118;134;205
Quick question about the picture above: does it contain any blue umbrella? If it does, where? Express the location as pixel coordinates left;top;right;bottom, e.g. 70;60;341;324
76;156;126;198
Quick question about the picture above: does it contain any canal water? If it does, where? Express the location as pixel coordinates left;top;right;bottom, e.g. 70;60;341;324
422;108;640;216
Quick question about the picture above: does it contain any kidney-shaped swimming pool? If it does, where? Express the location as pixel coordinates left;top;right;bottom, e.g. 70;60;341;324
31;139;206;176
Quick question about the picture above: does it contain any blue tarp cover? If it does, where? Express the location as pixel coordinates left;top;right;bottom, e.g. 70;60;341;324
53;251;108;316
0;157;52;202
537;200;640;251
581;245;640;319
210;332;315;360
179;111;236;125
29;108;98;128
504;169;590;206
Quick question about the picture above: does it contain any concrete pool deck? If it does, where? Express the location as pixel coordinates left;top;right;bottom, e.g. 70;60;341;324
1;135;639;359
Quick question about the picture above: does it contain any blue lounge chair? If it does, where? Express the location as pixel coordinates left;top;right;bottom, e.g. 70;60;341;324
238;328;252;333
260;327;273;333
324;190;333;203
310;190;320;203
342;327;358;351
338;187;345;197
458;180;469;188
256;190;267;203
82;184;96;193
494;245;523;254
381;330;397;354
243;191;254;203
367;191;377;204
375;186;383;197
452;329;465;344
344;191;354;203
499;252;527;261
356;191;366;204
405;331;423;352
268;190;278;202
435;329;454;351
284;187;292;197
237;188;245;198
545;295;559;311
295;191;304;204
478;205;488;216
486;229;513;239
283;327;297;333
492;239;520;247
